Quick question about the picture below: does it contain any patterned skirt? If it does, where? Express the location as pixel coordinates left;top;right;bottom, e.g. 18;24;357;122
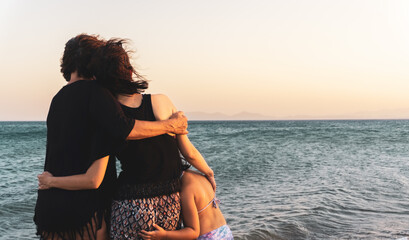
110;192;181;240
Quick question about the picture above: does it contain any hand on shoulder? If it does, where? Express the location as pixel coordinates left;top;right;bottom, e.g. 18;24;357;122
151;94;188;135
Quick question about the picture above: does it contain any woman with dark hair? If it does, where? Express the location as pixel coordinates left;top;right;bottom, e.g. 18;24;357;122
34;34;189;240
38;38;215;239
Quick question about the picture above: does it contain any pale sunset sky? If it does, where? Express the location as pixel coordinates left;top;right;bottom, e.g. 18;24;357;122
1;0;409;120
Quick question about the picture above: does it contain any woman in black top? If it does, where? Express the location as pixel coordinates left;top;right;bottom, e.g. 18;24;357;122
38;38;215;239
34;35;188;240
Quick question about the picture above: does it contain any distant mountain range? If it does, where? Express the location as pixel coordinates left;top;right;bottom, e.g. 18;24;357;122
186;111;274;120
186;108;409;121
2;108;409;121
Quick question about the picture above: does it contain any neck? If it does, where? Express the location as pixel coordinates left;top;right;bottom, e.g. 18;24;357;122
67;71;91;84
117;94;132;101
117;93;141;107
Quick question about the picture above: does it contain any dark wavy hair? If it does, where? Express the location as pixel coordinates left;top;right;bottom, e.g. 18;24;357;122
60;34;105;81
89;38;148;96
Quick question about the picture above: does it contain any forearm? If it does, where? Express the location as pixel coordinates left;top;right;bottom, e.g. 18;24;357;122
38;156;109;191
48;174;97;190
127;119;173;140
177;137;212;176
184;149;213;177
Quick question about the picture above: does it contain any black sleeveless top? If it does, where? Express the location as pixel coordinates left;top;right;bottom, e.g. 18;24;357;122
114;94;184;199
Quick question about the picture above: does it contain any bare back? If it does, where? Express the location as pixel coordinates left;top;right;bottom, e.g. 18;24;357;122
181;170;226;235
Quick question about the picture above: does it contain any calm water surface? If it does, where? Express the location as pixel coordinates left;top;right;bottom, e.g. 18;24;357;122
1;120;409;239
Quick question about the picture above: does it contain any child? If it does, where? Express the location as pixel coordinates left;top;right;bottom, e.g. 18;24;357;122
139;170;234;240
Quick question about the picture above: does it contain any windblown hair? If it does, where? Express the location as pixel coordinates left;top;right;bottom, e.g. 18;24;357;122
90;38;148;96
60;34;105;81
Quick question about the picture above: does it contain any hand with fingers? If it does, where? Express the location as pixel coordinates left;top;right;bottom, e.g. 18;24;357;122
169;111;188;135
139;224;167;240
204;169;216;192
206;174;217;192
37;171;53;190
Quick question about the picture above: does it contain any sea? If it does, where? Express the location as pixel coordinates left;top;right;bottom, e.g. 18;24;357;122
1;120;409;240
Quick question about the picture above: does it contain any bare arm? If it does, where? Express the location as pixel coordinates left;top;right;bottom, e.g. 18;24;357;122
176;135;214;178
38;156;109;190
176;135;216;190
151;94;215;186
89;84;188;141
139;185;200;240
127;113;188;140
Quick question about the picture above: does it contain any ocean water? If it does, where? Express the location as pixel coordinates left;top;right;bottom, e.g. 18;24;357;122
1;120;409;239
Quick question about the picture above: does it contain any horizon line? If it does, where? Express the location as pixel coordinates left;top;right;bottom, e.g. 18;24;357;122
2;118;409;122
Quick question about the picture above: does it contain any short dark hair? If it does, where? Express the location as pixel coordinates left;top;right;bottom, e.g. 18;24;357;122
60;34;104;81
89;38;148;95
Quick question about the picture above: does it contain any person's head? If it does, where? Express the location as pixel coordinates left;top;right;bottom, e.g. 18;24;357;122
60;34;105;81
89;38;148;96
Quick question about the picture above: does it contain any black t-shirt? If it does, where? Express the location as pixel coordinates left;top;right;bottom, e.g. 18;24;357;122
34;80;134;234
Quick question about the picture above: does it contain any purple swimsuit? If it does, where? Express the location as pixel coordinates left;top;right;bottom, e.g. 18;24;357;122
197;225;234;240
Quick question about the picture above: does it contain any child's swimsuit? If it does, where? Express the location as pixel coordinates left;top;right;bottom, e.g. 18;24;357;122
197;195;234;239
198;196;221;214
197;225;234;240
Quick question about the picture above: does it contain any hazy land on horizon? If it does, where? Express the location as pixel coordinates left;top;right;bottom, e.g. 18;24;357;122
186;108;409;121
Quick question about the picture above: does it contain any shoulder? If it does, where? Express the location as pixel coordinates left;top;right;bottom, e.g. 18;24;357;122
89;80;110;93
182;170;203;187
181;172;196;198
87;81;116;101
150;94;176;120
181;171;206;201
151;94;176;110
63;80;112;98
151;94;172;104
51;81;92;102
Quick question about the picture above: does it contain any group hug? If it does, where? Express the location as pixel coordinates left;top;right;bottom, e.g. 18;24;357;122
34;34;233;240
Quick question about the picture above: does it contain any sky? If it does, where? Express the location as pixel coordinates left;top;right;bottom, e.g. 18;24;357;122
1;0;409;120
